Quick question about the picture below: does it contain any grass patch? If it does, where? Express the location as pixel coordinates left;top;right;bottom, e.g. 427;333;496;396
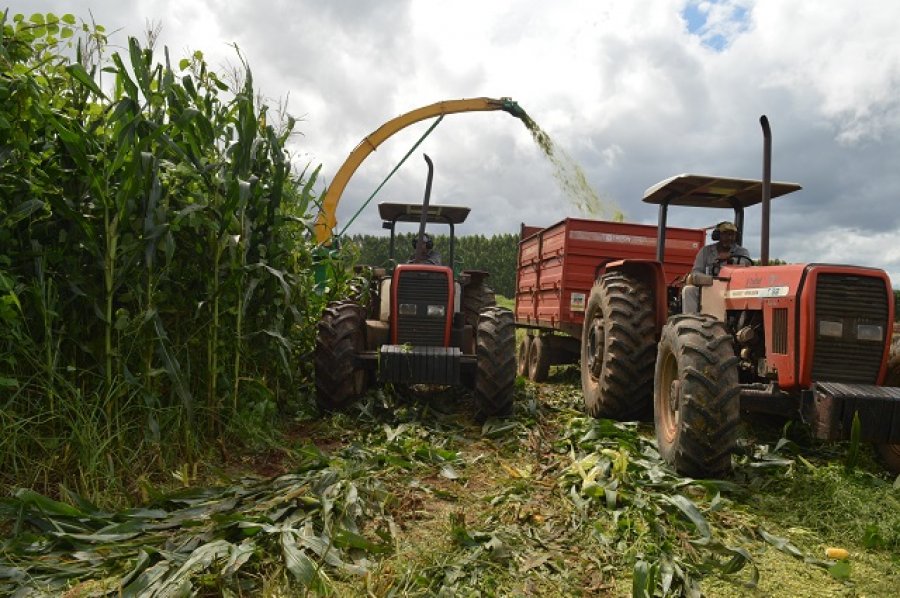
495;294;514;310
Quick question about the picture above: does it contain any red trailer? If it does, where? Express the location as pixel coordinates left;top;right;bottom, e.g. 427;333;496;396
515;218;705;381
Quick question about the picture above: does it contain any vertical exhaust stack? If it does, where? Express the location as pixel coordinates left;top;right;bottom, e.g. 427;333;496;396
414;154;434;262
760;116;772;266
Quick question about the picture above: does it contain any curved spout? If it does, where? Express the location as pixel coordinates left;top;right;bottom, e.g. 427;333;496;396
313;97;521;244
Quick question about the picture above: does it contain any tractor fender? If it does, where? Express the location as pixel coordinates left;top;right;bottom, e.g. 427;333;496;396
600;259;668;336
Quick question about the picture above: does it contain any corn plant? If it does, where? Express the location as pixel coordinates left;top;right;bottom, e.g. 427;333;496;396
0;11;344;503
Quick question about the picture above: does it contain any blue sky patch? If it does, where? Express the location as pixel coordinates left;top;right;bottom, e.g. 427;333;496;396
683;3;707;34
683;1;751;51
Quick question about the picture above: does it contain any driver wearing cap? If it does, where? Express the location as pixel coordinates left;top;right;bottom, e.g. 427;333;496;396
692;221;750;277
682;221;751;313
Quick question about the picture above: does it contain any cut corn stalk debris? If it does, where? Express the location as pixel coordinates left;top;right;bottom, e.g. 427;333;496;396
0;465;391;595
2;382;900;596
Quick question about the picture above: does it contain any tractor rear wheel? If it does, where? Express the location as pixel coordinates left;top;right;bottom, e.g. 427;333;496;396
876;444;900;474
462;281;496;328
314;301;368;411
654;314;741;478
517;334;533;377
528;335;551;382
876;349;900;474
580;271;656;420
474;307;516;418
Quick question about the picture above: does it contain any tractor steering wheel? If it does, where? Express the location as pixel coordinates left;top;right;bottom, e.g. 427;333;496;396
729;255;754;267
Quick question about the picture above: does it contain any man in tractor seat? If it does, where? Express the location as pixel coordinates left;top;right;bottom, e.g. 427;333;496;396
682;221;751;313
408;233;442;265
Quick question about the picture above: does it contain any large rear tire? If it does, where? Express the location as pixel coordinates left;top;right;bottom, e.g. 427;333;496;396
314;301;368;411
876;349;900;474
462;281;496;329
580;271;656;420
654;314;741;478
527;335;551;382
475;307;516;418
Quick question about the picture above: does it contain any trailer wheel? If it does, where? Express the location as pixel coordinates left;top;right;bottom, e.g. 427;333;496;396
517;334;533;377
875;350;900;474
314;301;368;411
474;307;516;418
654;314;741;477
462;281;496;328
528;335;551;382
580;271;656;420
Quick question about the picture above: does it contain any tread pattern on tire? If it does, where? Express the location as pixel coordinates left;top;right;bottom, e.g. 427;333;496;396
654;314;741;477
314;301;367;411
877;349;900;474
475;307;516;418
462;282;496;329
580;271;657;420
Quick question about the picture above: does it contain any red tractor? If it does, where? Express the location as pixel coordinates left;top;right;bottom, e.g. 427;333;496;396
581;117;900;477
314;156;516;419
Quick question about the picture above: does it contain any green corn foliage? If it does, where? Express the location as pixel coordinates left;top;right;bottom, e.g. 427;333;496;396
845;410;862;472
0;12;346;503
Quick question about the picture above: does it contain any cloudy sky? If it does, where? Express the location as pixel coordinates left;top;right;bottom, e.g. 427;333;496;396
8;1;900;282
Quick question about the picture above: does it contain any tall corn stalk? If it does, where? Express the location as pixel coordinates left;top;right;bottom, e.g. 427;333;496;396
0;12;340;501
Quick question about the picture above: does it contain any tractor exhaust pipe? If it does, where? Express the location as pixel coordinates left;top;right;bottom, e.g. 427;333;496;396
760;116;772;266
415;153;434;262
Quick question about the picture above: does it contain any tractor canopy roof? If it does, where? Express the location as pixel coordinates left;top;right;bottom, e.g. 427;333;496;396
378;202;471;225
642;174;802;208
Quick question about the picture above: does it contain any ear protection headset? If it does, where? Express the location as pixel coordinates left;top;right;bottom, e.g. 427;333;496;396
711;221;736;241
411;233;433;249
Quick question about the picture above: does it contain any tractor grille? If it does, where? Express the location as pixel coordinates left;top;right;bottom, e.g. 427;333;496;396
811;273;889;384
396;270;450;346
772;308;788;354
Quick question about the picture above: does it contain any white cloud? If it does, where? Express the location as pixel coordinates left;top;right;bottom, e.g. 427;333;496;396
7;0;900;285
779;226;900;285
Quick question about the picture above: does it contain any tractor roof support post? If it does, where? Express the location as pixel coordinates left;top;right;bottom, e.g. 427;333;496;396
760;115;772;266
448;222;456;269
388;223;396;258
656;200;670;263
732;204;745;247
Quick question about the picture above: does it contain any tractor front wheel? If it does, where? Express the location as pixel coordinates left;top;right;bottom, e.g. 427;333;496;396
474;307;516;418
580;271;656;420
876;349;900;474
876;444;900;474
654;314;741;478
314;301;368;411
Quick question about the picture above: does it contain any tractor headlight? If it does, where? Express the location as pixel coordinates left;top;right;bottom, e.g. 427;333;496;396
399;303;417;316
818;320;843;338
856;324;883;342
426;304;446;317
